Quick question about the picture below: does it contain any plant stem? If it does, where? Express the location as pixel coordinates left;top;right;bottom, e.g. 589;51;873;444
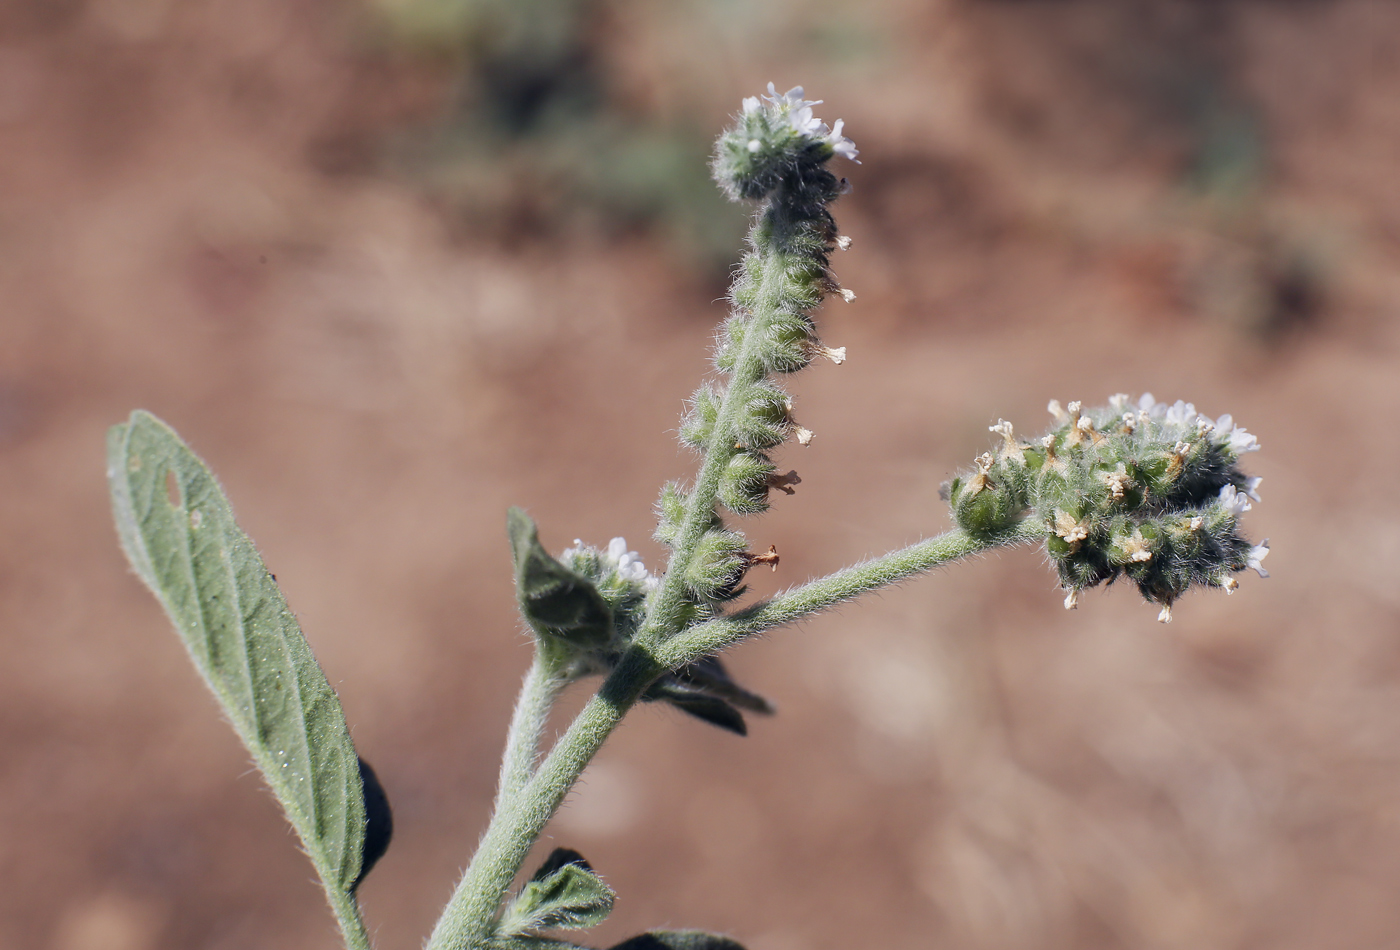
495;651;564;810
425;647;663;950
327;888;372;950
656;522;1043;669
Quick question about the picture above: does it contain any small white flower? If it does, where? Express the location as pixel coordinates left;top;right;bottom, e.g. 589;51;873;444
828;118;860;162
604;537;659;589
838;288;856;302
742;96;761;114
1064;589;1079;610
835;235;853;250
1158;603;1174;624
1221;576;1239;594
1164;400;1197;428
1243;475;1263;503
1228;426;1260;454
1218;484;1252;518
1247;539;1270;578
760;83;859;162
1108;393;1130;411
747;139;761;153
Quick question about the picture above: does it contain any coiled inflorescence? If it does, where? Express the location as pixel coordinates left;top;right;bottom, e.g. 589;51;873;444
654;85;857;614
944;394;1269;622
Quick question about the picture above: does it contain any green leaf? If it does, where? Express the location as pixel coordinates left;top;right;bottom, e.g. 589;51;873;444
107;411;370;947
642;682;748;736
507;507;613;647
499;847;615;935
609;932;747;950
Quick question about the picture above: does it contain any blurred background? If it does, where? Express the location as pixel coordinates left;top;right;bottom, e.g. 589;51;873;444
3;0;1399;947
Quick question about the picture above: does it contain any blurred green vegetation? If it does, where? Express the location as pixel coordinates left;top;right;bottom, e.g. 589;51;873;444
359;0;747;275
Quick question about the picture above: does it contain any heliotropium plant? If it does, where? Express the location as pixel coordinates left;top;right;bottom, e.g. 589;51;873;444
107;84;1269;950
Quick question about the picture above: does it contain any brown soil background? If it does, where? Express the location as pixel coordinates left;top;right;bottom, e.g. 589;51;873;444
5;1;1400;948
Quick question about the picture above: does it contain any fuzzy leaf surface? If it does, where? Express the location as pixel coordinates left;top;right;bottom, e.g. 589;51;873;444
107;412;367;901
499;848;615;934
507;507;613;647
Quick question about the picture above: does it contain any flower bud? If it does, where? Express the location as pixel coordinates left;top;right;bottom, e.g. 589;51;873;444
684;528;750;602
679;384;722;449
718;450;777;515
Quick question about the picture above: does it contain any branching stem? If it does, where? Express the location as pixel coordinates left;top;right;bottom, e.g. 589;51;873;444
657;522;1044;669
425;648;662;950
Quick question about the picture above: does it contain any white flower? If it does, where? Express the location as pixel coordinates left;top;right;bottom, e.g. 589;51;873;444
1158;604;1174;624
1247;539;1270;578
605;537;658;589
760;83;859;162
1218;484;1252;518
1227;426;1260;454
1063;588;1079;610
1243;475;1263;503
829;118;860;162
742;96;761;114
1205;412;1260;455
1164;400;1197;428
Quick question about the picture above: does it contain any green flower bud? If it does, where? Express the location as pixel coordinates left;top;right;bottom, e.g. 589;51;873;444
679;384;722;450
684;528;749;602
718;450;777;515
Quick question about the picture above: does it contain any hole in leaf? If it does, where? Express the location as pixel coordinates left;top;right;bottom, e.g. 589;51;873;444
165;469;182;508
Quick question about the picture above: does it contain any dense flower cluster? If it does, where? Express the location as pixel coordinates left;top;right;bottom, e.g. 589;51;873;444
945;393;1269;622
649;87;856;616
712;83;858;202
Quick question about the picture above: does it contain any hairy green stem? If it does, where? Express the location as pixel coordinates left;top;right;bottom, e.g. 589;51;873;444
328;889;372;950
657;522;1043;669
425;648;663;950
641;200;803;644
495;651;567;811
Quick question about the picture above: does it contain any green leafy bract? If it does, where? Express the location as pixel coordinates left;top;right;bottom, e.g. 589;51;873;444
498;848;615;935
507;507;613;647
